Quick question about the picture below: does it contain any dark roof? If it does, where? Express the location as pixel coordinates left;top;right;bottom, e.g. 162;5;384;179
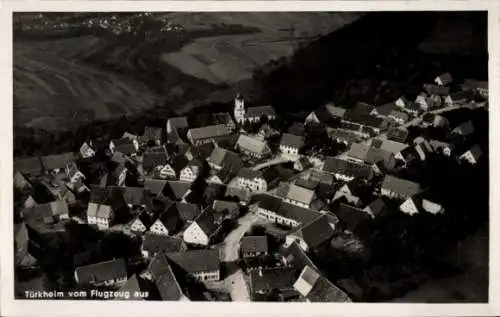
462;79;488;91
382;175;421;197
364;198;387;217
155;261;184;301
187;124;232;141
353;102;375;114
75;258;127;284
154;199;179;231
225;186;250;202
261;167;281;184
277;202;320;225
336;203;372;232
191;142;216;161
142;232;186;254
245;105;276;119
374;102;396;117
40;152;75;171
343;111;384;129
142;126;163;142
143;152;168;170
436;72;453;85
166;249;220;273
250;267;296;293
452;121;475;136
112;139;137;155
213;200;240;217
308;170;334;185
144;178;168;196
163;181;191;200
118;275;148;300
288;215;334;249
294;178;318;191
237;168;261;180
122;187;148;206
175;202;201;222
212;113;234;126
309;106;333;124
194;209;223;239
323;157;373;179
298;266;352;302
168;117;189;130
280;133;305;149
241;236;268;254
146;253;172;280
89;187;126;210
288;122;305;136
258;195;282;212
281;241;318;273
14;157;43;175
387;128;409;143
447;90;472;102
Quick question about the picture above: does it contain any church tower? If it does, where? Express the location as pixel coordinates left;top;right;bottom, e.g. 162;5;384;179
234;93;246;124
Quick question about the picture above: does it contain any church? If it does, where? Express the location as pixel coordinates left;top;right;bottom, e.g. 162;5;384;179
233;94;276;124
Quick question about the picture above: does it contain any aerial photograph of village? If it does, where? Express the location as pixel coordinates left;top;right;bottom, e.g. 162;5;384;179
13;11;488;303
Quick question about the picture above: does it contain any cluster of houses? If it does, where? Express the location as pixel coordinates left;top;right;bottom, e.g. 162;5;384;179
13;71;487;302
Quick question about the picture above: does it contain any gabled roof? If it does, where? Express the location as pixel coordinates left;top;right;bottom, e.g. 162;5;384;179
325;104;346;118
363;198;387;217
258;194;282;212
452;121;475;136
353;102;375;114
89;187;126;210
387;128;409;143
288;122;306;136
143;151;168;170
237;167;261;180
142;126;163;142
323;157;373;179
280;133;305;149
236;134;269;155
336;203;372;232
208;147;227;167
308;170;334;185
142;232;186;254
225;186;250;202
40;152;75;171
112;139;137;155
343;111;384;129
241;236;268;254
462;79;488;91
171;154;189;174
281;241;319;272
168;116;189;130
213;200;239;218
435;72;453;86
75;258;127;284
382;175;421;197
155;261;185;301
212;113;234;126
295;266;352;302
193;208;223;239
245;105;276;119
163;181;191;200
294;178;318;191
122;187;148;206
463;144;482;160
249;267;296;293
166;249;220;273
347;143;371;162
118;275;148;300
187;124;231;141
374;102;396;117
288;215;334;249
175;202;201;223
376;139;409;154
190;143;215;161
14;157;44;175
286;184;315;206
144;178;168;196
277;202;321;225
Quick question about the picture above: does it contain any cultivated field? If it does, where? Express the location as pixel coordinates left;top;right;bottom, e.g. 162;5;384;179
161;12;363;84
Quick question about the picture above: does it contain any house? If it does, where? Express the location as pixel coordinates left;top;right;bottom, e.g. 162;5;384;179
413;137;434;161
381;175;421;200
207;147;242;172
332;179;363;206
284;184;316;208
162;181;192;201
187;124;232;146
327;128;360;145
179;159;204;182
148;199;179;235
175;202;202;225
212;200;240;218
285;215;334;252
399;192;445;216
308;170;334;186
257;197;324;229
387;128;409;143
166;116;189;144
225;185;251;203
212;112;236;130
444;91;472;106
288;122;306;136
353;102;375;114
394;96;411;109
166;249;220;281
363;198;387;218
117;274;149;301
14;171;32;192
293;265;352;302
305;105;344;125
65;161;85;184
372;102;397;118
429;140;454;156
74;258;127;286
374;139;409;156
122;132;139;142
248;267;297;300
153;260;190;301
462;79;488;98
388;110;409;125
235;134;271;159
341;111;385;135
108;162;128;187
79;142;96;158
452;121;475;136
245;105;276;123
280;133;305;156
87;187;126;230
14;223;37;267
294;157;312;172
129;212;155;234
122;187;149;209
414;94;432;112
141;232;187;259
21;199;69;226
142;126;163;145
144;178;168;196
322;157;373;182
182;208;223;246
110;138;138;156
143;151;173;179
435;72;453;86
235;167;280;193
240;236;269;258
460;145;482;164
40;152;76;174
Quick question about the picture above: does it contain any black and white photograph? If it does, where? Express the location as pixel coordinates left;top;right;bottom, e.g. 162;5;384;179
3;2;496;315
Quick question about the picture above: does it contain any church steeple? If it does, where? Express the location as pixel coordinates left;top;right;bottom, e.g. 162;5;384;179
234;93;246;124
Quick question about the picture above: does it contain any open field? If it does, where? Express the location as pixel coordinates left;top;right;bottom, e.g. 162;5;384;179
161;13;363;84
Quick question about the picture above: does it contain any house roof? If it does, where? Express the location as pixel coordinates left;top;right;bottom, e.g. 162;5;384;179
113;139;137;155
144;178;168;196
382;175;421;197
280;133;305;149
49;200;69;217
308;106;333;124
363;198;387;217
241;236;268;254
142;126;163;142
250;267;296;293
22;202;54;224
40;152;75;171
118;275;148;300
225;186;250;202
288;122;306;136
122;132;139;141
187;124;231;142
190;143;215;161
389;110;409;121
308;170;334;185
464;144;482;160
296;266;352;302
75;258;127;284
258;194;282;212
336;203;372;232
343;111;384;128
163;181;191;200
213;200;239;217
142;232;186;254
171;154;190;174
261;167;281;184
374;102;396;117
175;202;201;223
353;102;375;114
325;104;346;118
294;178;318;191
436;72;453;85
452;121;475;136
154;261;185;301
14;157;44;175
166;249;220;273
281;241;319;274
462;79;488;91
212;113;234;126
208;147;227;167
245;105;276;119
286;184;315;206
365;147;393;166
236;134;269;155
143;152;169;170
347;143;371;161
277;202;321;225
376;139;409;154
89;187;126;209
288;215;334;249
168;116;189;130
237;167;261;180
387;128;409;143
323;157;373;179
